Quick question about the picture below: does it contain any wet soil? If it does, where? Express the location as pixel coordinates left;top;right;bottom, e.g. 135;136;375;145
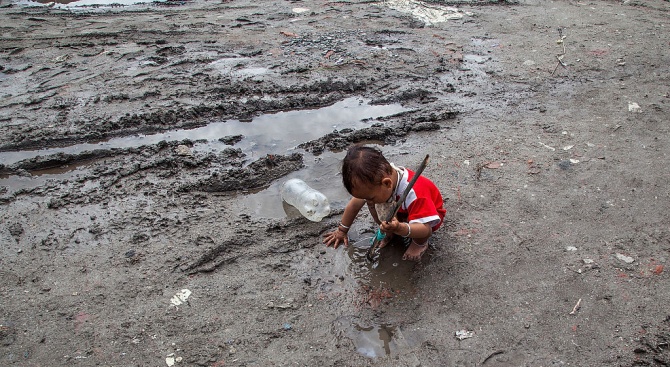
1;0;669;366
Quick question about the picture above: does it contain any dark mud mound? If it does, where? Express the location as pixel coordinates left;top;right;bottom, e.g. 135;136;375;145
183;153;303;192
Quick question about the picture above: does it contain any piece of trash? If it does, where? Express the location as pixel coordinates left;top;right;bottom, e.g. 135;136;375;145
170;289;192;306
283;323;292;330
166;353;182;366
615;253;635;264
569;159;580;164
280;31;298;37
523;60;535;66
485;161;502;169
292;7;309;13
175;145;192;156
566;246;578;252
562;145;574;151
628;102;641;113
538;140;556;151
324;50;335;59
265;299;295;309
653;265;664;275
569;298;582;315
382;0;464;26
583;258;594;264
455;330;474;340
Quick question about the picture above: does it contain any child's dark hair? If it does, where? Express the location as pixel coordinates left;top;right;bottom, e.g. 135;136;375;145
342;145;393;195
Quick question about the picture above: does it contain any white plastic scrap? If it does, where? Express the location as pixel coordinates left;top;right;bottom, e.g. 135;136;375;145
628;102;641;113
383;0;464;26
166;354;183;366
616;253;635;264
292;7;310;13
170;289;192;306
455;330;474;340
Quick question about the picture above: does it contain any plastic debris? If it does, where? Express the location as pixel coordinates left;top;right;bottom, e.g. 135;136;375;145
292;7;309;13
569;298;582;315
166;354;182;366
170;289;192;306
566;246;578;252
383;0;464;26
175;145;192;156
455;330;474;340
283;323;292;330
628;102;641;113
615;253;635;264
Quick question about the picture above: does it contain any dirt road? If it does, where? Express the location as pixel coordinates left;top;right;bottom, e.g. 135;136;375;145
1;0;669;365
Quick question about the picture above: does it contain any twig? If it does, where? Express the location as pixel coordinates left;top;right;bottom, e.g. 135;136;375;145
569;298;582;315
551;28;567;76
480;350;505;365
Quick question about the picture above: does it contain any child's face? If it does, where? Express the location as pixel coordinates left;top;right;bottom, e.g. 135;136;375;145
350;176;395;204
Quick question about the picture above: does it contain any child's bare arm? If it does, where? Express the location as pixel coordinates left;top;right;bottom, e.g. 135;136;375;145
322;198;366;248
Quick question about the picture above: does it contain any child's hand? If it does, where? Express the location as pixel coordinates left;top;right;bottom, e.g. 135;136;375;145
323;228;349;248
380;217;403;235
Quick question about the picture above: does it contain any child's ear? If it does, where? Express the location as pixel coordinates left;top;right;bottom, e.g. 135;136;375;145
381;177;393;189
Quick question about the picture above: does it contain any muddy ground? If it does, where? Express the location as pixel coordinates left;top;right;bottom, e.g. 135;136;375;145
1;0;669;365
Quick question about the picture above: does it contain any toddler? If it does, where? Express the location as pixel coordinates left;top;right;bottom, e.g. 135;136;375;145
323;145;445;261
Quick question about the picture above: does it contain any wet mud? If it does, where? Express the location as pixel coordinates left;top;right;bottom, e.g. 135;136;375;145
1;0;670;366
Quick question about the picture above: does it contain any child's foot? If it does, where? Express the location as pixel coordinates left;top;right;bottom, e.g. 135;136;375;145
402;240;428;261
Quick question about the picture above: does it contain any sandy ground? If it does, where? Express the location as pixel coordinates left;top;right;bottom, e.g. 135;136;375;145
1;0;669;365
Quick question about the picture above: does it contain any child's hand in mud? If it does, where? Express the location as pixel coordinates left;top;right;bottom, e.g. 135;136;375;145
380;217;404;236
323;228;349;248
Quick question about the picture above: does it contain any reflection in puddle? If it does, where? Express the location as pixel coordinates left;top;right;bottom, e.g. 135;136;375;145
349;323;395;358
31;0;166;7
0;97;406;166
332;317;418;359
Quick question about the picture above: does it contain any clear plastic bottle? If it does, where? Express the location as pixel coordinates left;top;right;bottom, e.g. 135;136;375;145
280;178;330;222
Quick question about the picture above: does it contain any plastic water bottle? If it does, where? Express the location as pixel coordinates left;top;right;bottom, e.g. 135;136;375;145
280;178;330;222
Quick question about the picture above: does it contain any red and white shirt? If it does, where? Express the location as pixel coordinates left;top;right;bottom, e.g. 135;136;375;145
393;165;446;231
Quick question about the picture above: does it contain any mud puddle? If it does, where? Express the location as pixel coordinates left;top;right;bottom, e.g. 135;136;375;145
332;316;420;360
0;97;406;167
0;98;407;198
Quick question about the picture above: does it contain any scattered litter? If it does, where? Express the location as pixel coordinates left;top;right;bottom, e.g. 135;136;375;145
283;323;292;330
583;258;594;264
653;265;664;275
566;246;578;252
165;353;182;366
562;145;574;151
455;330;474;340
265;299;295;309
538;139;556;151
383;0;464;26
292;7;309;13
569;159;580;164
175;145;192;156
170;289;192;306
615;253;635;264
523;60;535;66
628;102;641;113
569;298;582;315
485;161;502;169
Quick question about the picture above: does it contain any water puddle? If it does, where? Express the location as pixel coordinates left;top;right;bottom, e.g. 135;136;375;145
0;97;405;167
26;0;172;8
332;317;419;359
0;97;407;204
